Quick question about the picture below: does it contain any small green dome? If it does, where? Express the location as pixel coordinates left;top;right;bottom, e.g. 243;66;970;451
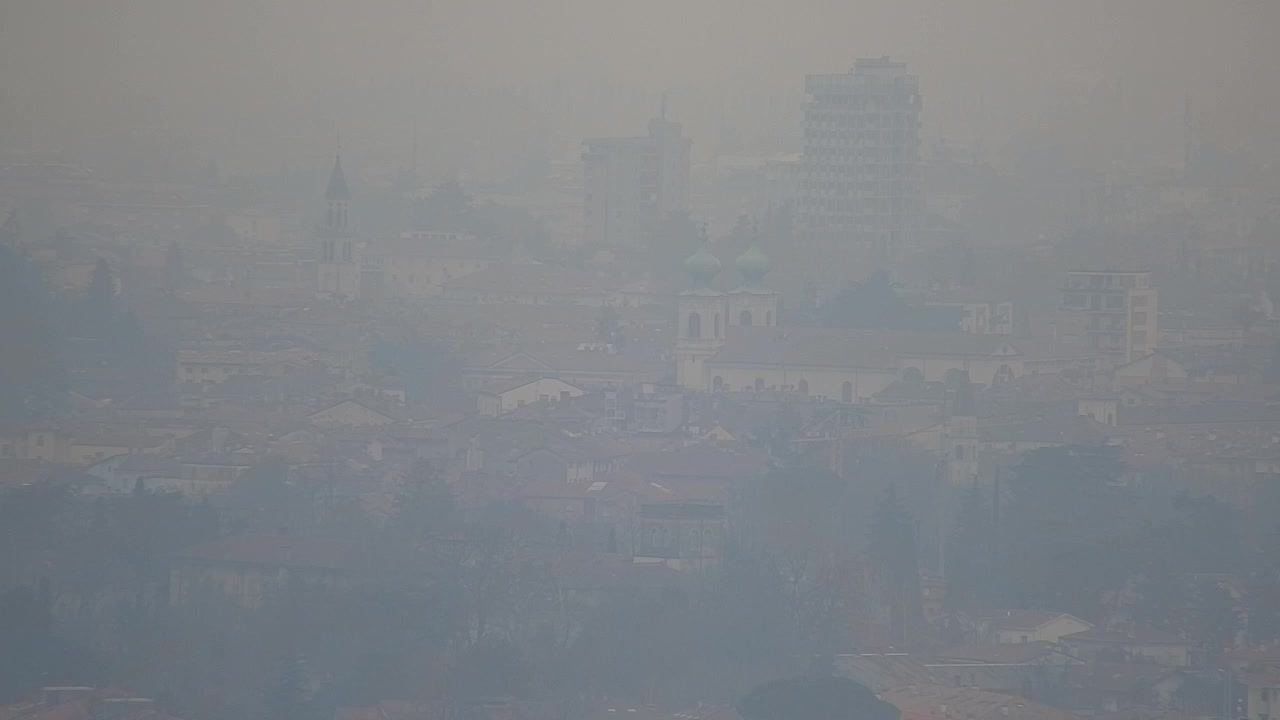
684;245;721;277
735;243;771;274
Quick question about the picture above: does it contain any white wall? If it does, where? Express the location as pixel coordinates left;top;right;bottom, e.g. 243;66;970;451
995;615;1092;644
497;378;584;413
706;365;897;401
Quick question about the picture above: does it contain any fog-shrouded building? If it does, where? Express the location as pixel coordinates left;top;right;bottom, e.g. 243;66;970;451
798;57;923;271
583;114;691;247
316;153;362;299
1058;269;1158;365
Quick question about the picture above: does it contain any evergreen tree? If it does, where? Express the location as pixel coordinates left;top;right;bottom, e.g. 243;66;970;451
394;460;457;544
870;487;926;649
85;258;115;336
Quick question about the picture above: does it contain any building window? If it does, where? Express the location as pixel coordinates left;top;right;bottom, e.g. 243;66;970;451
740;310;752;326
955;445;965;461
797;379;809;395
754;377;764;393
714;313;720;338
842;381;853;403
994;364;1014;384
713;376;724;391
765;311;773;325
687;312;701;339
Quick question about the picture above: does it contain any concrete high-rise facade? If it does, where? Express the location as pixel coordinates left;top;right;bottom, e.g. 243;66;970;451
798;58;923;266
1058;270;1158;365
583;114;691;246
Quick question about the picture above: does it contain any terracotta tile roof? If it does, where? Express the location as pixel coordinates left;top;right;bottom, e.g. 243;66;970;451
975;609;1082;631
883;685;1076;720
1061;627;1186;646
624;444;770;481
932;642;1067;665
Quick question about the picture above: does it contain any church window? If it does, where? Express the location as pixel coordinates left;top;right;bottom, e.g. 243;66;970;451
740;310;752;326
687;312;702;339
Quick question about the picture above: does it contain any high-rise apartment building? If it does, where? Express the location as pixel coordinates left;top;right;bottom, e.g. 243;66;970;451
798;58;923;264
583;114;691;246
1058;270;1158;364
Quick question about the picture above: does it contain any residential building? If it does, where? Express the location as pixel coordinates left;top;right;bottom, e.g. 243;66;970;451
583;112;691;247
376;232;493;298
628;383;687;433
465;346;663;391
1060;627;1191;667
170;529;355;609
1058;270;1158;364
703;328;1092;400
175;348;318;387
926;642;1082;693
476;376;585;416
1246;672;1280;720
634;502;725;572
921;292;1014;335
0;425;59;461
307;399;403;428
798;57;923;266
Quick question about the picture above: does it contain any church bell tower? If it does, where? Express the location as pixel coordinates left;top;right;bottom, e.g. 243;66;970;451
317;153;361;298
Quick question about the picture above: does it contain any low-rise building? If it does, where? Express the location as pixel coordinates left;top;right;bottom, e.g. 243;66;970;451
979;610;1094;645
476;377;584;417
170;529;356;609
1060;627;1190;667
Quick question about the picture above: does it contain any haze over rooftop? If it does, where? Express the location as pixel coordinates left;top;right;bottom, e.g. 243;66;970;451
2;0;1278;176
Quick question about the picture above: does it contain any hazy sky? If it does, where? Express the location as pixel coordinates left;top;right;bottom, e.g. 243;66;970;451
2;0;1277;176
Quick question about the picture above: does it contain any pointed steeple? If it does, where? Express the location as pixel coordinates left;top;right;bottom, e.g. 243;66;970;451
323;153;350;233
325;153;349;200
